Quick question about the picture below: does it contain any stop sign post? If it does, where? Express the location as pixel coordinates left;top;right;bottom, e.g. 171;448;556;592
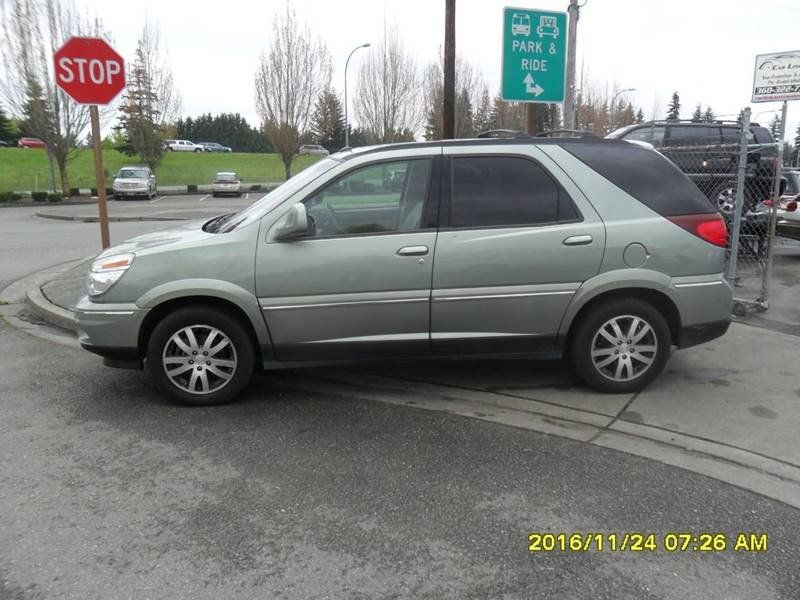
54;37;125;249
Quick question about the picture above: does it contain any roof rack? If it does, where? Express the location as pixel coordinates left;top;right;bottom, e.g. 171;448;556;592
635;119;762;127
476;129;533;139
534;129;597;138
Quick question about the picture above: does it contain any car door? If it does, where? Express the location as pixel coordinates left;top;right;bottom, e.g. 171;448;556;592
430;146;605;355
256;150;441;361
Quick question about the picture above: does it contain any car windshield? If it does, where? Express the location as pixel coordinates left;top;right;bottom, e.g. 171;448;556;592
118;169;148;179
215;173;237;181
206;158;339;233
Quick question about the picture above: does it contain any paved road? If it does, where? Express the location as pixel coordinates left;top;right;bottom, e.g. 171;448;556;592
1;320;799;599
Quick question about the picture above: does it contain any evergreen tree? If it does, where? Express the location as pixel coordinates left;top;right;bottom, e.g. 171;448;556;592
473;87;494;134
117;45;164;171
0;104;13;143
635;108;645;124
666;91;681;122
691;103;703;123
793;122;800;165
769;114;781;139
703;106;716;122
310;88;346;152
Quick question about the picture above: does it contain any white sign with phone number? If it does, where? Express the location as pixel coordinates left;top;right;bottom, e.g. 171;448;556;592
752;50;800;103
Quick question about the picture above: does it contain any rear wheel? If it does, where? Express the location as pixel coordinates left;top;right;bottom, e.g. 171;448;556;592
146;306;255;406
569;298;671;393
711;180;753;215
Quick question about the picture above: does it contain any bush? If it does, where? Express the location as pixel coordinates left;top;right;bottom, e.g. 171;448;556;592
47;193;63;203
9;192;21;203
69;187;80;197
187;184;198;193
32;191;48;202
0;192;8;202
249;184;262;191
90;187;98;196
105;187;113;196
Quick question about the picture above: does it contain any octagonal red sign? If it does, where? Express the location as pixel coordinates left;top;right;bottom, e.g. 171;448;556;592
53;37;125;105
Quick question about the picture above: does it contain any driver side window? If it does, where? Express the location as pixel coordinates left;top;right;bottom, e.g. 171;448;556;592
303;159;432;238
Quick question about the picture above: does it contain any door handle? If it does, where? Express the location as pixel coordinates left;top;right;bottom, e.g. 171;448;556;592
396;245;429;256
562;235;593;246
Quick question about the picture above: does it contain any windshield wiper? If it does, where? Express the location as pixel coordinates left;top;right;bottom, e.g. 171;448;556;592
202;212;236;233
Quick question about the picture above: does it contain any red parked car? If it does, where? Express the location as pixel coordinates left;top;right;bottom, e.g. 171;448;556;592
18;137;46;148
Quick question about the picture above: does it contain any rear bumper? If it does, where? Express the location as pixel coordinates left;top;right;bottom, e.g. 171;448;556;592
671;275;733;348
677;319;730;348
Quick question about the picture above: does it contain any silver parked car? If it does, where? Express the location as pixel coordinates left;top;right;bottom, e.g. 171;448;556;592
298;144;330;156
211;172;242;197
76;138;732;405
112;166;157;200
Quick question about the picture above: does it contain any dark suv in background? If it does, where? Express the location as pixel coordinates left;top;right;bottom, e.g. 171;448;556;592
606;121;781;214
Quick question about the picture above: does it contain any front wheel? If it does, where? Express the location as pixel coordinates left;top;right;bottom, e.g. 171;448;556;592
569;298;671;394
146;306;255;405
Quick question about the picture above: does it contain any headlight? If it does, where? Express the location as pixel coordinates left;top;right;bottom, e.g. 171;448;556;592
86;253;135;297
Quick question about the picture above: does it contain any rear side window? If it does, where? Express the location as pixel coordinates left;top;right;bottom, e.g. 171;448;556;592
751;126;775;144
721;127;756;144
450;156;578;228
564;141;715;216
665;125;720;145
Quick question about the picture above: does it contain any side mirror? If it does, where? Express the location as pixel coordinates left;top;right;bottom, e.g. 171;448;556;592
273;203;309;240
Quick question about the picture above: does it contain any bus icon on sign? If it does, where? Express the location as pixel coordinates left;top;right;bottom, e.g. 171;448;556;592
537;15;559;38
511;13;531;36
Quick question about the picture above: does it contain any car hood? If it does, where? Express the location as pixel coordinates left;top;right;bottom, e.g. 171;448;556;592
114;178;149;185
96;218;213;257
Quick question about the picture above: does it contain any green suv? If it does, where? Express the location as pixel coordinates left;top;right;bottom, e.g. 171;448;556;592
76;138;733;405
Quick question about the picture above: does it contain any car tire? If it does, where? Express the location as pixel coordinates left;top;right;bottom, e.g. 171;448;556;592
212;192;218;198
711;181;753;215
146;306;255;406
194;148;202;153
569;298;671;394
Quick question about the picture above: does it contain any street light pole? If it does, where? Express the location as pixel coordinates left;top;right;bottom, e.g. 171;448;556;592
610;87;636;130
344;43;370;148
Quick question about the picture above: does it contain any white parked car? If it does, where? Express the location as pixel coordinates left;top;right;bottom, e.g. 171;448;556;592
164;139;202;152
297;144;330;156
112;166;157;200
211;172;242;197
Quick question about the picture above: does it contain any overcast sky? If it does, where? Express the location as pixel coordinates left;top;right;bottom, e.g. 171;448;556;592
70;0;800;140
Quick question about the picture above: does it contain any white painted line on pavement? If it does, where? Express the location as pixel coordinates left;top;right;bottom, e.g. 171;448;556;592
245;193;249;200
198;194;209;202
149;196;164;204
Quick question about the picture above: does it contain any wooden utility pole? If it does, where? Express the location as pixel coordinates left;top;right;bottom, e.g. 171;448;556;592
563;0;580;129
90;105;110;249
443;0;456;139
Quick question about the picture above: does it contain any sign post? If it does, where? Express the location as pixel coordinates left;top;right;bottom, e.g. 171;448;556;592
53;37;125;249
501;7;567;104
751;50;800;306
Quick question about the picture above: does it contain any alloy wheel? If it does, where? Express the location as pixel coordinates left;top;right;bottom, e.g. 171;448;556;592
590;315;658;382
162;324;238;395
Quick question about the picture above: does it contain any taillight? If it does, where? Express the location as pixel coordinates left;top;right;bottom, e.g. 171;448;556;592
667;214;728;247
787;200;798;212
762;199;773;207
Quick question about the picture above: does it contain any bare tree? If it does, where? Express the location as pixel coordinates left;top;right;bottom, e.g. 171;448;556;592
254;3;332;179
117;21;182;171
354;26;420;143
423;54;486;140
1;0;106;193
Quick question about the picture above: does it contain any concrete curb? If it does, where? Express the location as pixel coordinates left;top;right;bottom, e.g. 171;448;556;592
26;285;78;331
35;212;185;223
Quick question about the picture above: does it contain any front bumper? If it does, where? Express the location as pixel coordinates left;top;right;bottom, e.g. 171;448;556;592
75;295;148;369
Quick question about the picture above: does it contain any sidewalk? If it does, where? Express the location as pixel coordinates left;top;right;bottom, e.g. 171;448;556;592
7;255;800;509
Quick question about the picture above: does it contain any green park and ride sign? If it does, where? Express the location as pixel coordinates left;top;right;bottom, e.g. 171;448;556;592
501;7;567;103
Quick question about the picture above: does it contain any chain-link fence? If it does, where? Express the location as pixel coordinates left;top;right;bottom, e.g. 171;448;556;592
628;109;784;315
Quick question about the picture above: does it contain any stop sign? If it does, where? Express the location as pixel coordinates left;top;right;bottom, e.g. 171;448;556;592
53;37;125;105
